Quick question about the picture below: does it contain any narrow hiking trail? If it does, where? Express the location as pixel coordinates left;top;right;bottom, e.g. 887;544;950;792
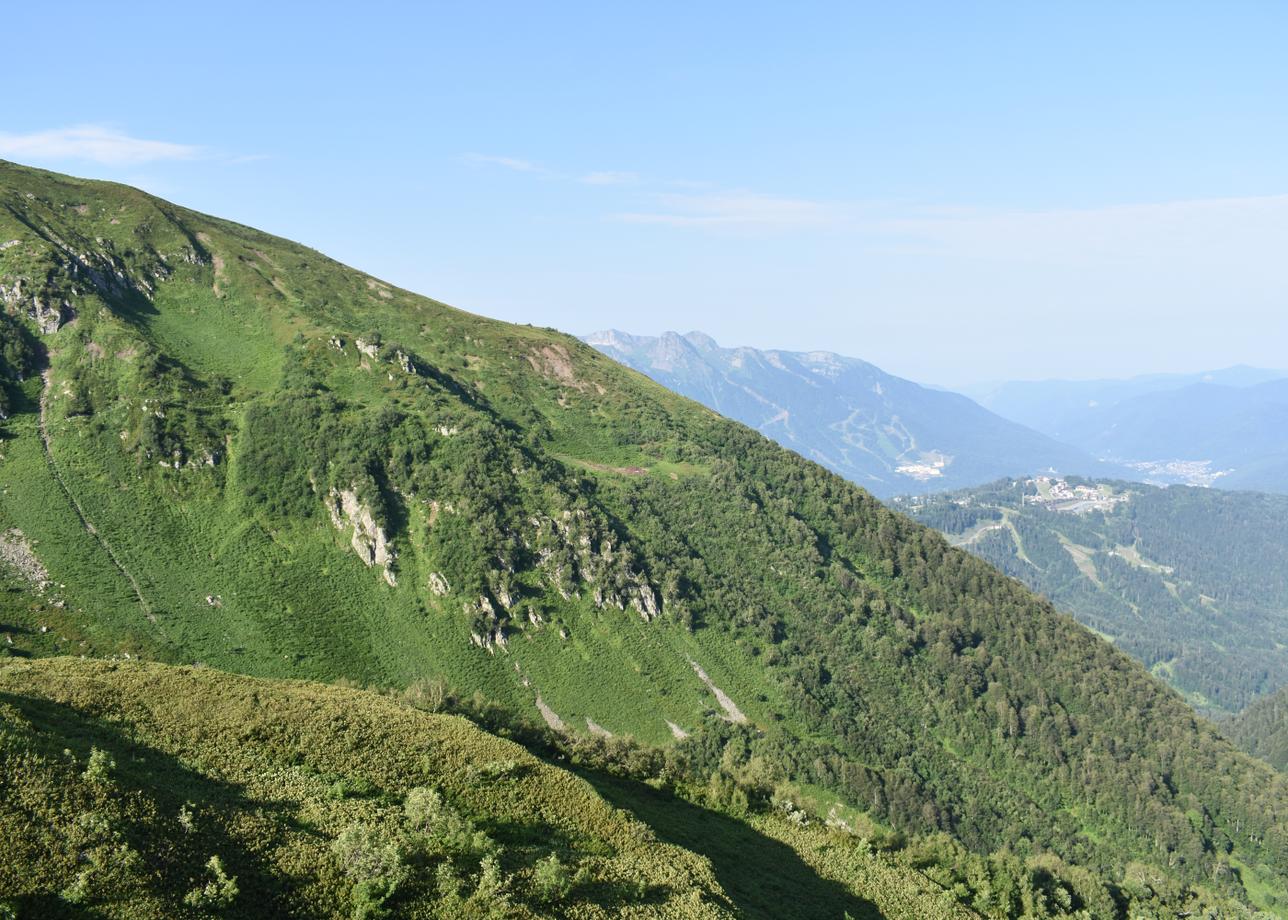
39;369;154;617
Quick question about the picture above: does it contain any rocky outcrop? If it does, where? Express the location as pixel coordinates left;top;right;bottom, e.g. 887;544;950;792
427;572;450;596
0;278;74;334
0;529;50;590
394;349;417;375
0;228;185;335
525;509;662;621
327;487;397;586
466;594;509;652
630;584;660;621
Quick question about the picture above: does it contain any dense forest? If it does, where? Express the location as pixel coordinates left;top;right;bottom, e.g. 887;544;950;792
906;478;1288;716
1230;686;1288;771
2;160;1287;917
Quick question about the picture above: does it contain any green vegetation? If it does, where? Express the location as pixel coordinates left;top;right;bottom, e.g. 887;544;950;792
2;160;1288;917
905;478;1288;716
0;657;714;918
1229;686;1288;771
0;311;42;424
0;656;996;919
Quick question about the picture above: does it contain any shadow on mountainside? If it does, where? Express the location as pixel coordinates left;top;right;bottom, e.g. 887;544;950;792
0;692;309;919
578;769;886;920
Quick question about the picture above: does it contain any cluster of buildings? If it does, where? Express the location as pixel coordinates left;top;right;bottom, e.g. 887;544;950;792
1024;477;1128;513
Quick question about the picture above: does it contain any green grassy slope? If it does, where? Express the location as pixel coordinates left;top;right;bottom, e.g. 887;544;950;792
2;160;1287;917
0;656;982;919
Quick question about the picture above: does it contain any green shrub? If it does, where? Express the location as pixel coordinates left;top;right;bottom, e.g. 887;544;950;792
403;786;494;857
183;855;239;909
469;854;510;915
331;823;406;919
82;747;115;786
532;852;573;903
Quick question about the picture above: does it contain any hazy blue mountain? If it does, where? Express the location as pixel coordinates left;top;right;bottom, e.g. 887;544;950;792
584;330;1108;496
968;368;1288;491
965;365;1287;432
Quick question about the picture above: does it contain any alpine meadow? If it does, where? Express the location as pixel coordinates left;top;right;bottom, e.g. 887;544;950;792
2;159;1287;920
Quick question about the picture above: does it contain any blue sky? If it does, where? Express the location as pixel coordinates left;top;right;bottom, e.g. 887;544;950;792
4;1;1287;385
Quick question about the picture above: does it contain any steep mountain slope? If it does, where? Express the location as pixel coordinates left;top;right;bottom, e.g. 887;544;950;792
969;370;1288;492
903;478;1288;716
3;160;1288;917
584;330;1103;497
1228;685;1288;771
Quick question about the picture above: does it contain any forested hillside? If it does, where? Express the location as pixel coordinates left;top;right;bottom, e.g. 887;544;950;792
2;160;1287;917
1229;686;1288;771
904;478;1288;716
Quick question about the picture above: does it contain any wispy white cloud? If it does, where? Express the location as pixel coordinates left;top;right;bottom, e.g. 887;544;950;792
616;191;841;231
877;194;1288;268
463;153;547;174
580;170;638;186
0;125;201;166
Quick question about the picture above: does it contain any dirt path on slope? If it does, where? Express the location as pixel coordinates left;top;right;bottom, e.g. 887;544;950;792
40;370;153;617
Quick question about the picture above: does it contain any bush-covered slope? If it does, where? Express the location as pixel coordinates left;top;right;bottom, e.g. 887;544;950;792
903;478;1288;716
2;160;1287;917
0;656;726;918
1;656;983;919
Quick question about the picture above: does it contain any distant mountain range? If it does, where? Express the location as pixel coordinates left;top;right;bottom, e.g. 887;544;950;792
584;330;1109;497
968;368;1288;492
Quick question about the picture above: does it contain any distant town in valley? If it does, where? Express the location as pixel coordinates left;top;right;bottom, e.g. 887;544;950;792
1023;476;1130;514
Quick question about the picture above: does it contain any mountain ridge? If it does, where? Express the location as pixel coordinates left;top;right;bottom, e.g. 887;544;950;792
583;329;1107;497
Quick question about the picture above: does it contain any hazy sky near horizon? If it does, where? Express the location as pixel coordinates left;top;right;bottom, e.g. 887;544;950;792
4;2;1287;385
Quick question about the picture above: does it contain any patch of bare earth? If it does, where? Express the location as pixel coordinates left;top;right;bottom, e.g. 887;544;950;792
527;344;584;390
0;529;50;589
585;717;613;738
535;693;567;732
688;658;747;723
195;232;226;296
